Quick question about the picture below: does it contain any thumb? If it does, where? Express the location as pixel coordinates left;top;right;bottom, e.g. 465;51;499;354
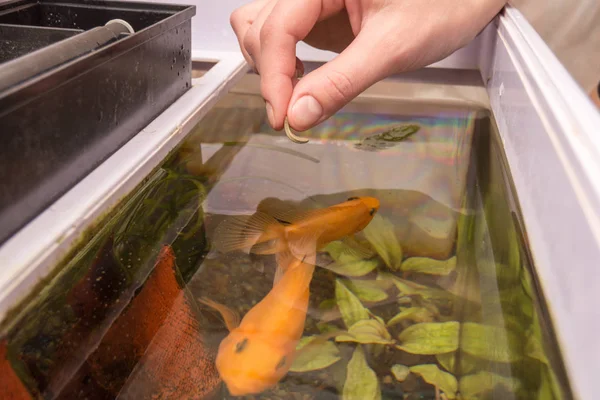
287;29;395;131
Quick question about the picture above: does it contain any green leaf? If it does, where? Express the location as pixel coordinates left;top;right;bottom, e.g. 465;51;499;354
289;336;341;372
362;214;403;270
461;322;523;362
380;124;420;141
525;312;549;365
344;279;389;302
409;212;455;240
525;331;549;365
342;347;381;400
459;371;520;398
326;259;380;277
324;241;379;277
336;319;395;345
391;364;410;381
318;298;337;310
317;322;340;334
335;279;370;329
381;273;454;304
401;256;456;276
397;322;459;355
409;364;457;399
436;352;477;375
387;307;435;327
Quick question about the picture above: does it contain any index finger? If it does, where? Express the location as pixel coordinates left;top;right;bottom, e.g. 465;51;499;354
258;0;343;129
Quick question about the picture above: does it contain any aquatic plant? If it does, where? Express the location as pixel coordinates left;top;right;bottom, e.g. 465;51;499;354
288;211;564;400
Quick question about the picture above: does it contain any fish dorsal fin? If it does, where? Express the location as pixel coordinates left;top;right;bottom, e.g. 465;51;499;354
212;211;281;254
256;197;303;223
197;297;241;331
257;197;336;225
276;207;338;225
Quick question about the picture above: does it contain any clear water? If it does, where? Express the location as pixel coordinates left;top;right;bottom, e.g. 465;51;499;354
0;81;570;400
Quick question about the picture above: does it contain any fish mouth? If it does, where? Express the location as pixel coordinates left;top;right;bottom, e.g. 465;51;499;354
361;197;380;213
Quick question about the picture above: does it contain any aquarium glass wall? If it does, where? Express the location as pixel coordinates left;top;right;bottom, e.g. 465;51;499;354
0;75;570;400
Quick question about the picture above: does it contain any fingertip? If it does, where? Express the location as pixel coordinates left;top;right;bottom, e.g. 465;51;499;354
288;95;324;131
261;73;293;130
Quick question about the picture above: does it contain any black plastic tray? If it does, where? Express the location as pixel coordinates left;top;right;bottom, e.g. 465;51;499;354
0;0;196;245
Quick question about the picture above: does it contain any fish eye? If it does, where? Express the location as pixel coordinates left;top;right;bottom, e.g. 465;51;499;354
235;337;248;353
369;208;376;216
275;356;287;370
347;196;359;201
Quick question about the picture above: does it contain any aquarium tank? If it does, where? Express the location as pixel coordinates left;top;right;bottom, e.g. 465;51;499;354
0;75;571;400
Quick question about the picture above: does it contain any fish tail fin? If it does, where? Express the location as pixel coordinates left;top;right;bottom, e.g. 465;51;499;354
197;296;241;331
212;211;283;254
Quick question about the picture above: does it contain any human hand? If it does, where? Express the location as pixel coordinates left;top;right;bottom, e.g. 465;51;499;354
230;0;506;131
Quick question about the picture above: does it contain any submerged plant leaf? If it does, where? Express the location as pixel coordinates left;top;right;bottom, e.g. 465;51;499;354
459;371;520;398
290;336;341;372
380;272;454;304
327;259;380;278
354;124;420;151
525;312;549;365
362;214;403;270
342;347;381;400
525;332;549;365
319;299;337;310
397;322;459;355
387;307;435;327
344;279;389;302
436;352;477;375
391;364;410;381
401;256;456;276
409;364;457;399
335;279;370;329
336;319;395;345
461;322;522;362
409;212;455;240
317;322;341;334
324;241;379;277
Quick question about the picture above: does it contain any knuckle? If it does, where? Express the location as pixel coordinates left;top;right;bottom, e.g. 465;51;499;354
229;8;243;28
259;19;277;43
242;29;258;54
323;70;355;104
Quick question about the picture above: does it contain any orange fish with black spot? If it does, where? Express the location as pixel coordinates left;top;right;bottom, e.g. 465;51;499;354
199;249;319;396
200;196;380;396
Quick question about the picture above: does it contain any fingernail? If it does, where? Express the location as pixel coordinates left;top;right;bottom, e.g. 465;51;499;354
265;102;275;127
290;96;322;129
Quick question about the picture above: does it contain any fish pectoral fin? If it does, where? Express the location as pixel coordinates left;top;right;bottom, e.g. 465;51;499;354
274;250;294;286
250;239;280;255
339;236;376;259
197;297;241;331
212;211;282;254
286;225;328;265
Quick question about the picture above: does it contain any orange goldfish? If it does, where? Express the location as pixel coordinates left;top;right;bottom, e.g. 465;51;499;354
213;196;380;264
198;250;318;396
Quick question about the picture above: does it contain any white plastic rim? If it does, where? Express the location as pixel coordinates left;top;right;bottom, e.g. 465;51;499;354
105;18;135;34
